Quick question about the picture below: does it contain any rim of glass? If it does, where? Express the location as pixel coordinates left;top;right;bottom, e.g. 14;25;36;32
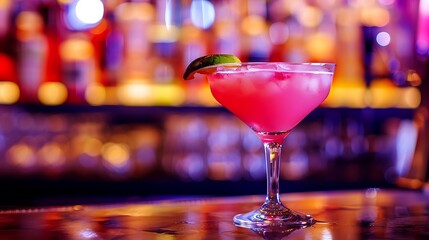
202;62;336;73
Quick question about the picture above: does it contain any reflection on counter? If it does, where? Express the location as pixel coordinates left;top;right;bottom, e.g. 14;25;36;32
0;190;428;239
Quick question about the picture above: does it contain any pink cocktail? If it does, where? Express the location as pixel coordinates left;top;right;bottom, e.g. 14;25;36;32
204;62;335;228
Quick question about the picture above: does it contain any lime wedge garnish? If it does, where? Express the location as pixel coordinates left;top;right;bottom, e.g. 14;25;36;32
183;54;241;80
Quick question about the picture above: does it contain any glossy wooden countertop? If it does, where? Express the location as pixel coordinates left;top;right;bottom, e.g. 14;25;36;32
0;189;428;239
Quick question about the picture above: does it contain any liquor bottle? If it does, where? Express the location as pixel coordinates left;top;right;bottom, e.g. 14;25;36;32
0;0;12;40
212;0;241;57
15;10;48;102
241;0;272;61
115;1;154;83
59;33;96;104
103;11;123;87
0;0;18;104
179;1;211;105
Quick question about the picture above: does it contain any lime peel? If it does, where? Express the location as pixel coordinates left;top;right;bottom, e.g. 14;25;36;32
183;54;241;80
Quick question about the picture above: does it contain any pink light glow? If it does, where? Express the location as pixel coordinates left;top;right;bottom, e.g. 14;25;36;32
417;0;429;55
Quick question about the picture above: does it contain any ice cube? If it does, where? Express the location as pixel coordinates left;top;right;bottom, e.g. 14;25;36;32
277;63;331;74
305;76;320;92
246;63;277;71
264;80;281;93
277;63;293;71
240;76;257;94
273;72;291;88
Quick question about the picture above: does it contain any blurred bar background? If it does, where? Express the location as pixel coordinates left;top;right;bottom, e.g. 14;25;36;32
0;0;428;204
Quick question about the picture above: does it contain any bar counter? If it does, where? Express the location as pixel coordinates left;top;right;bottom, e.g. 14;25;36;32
0;189;428;239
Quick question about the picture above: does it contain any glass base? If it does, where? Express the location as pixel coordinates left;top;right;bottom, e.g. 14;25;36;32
233;207;315;229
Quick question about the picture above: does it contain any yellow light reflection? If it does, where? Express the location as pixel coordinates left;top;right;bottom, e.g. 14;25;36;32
324;80;420;109
15;11;44;40
117;81;185;106
406;70;422;87
152;84;186;106
396;177;424;189
361;7;390;27
214;20;236;38
38;143;66;167
305;33;335;61
401;87;421;108
57;0;73;5
297;5;323;28
241;15;266;36
324;83;367;108
193;84;219;106
85;83;106;105
0;0;11;8
72;135;103;158
336;7;359;27
38;82;68;105
101;142;130;167
116;2;154;22
181;24;203;41
60;37;94;61
156;234;175;240
0;81;20;104
368;80;398;108
83;137;103;157
321;228;333;240
148;24;179;43
117;80;154;106
7;143;36;167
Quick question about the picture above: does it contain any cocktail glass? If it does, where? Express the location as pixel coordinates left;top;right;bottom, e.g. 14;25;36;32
203;62;335;228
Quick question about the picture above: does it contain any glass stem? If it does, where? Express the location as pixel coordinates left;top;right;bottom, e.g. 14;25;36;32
264;142;283;206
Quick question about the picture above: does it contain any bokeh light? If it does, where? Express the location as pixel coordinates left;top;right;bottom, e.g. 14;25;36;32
190;0;215;29
401;87;421;108
0;81;20;104
60;37;94;61
269;22;289;45
38;142;66;168
376;31;391;46
75;0;104;24
7;143;37;169
101;142;131;173
85;83;106;106
242;15;267;36
297;5;323;28
38;82;68;105
66;0;104;30
360;7;390;27
117;80;154;106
